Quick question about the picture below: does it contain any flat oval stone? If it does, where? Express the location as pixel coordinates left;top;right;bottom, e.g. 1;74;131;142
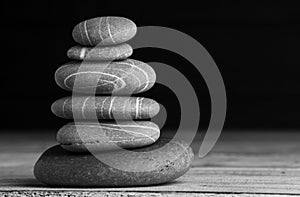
72;16;136;46
57;121;160;152
51;96;160;120
34;138;194;186
67;44;132;61
54;59;156;94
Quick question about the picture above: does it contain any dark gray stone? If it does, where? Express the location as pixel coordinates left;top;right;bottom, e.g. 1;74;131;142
34;138;194;186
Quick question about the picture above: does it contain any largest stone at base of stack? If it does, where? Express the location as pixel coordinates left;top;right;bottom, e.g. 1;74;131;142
34;138;194;187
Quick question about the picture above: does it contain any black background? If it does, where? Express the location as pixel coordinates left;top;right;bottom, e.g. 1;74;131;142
1;1;300;131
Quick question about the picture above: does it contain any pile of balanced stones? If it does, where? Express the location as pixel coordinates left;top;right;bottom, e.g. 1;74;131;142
34;16;194;187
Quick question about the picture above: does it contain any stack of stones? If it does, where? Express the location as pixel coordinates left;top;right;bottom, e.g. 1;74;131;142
34;16;194;187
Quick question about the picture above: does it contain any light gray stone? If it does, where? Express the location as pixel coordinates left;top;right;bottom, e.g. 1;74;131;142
67;44;132;61
72;16;136;46
57;121;160;152
54;59;156;94
51;96;160;120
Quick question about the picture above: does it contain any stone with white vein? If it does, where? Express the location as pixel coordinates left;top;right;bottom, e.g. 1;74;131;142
67;44;132;61
56;121;160;152
54;59;156;94
51;96;160;120
72;16;136;46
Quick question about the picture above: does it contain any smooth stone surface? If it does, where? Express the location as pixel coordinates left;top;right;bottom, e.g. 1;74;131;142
55;59;156;94
67;44;132;61
57;121;160;152
51;96;160;120
72;16;136;46
34;138;194;186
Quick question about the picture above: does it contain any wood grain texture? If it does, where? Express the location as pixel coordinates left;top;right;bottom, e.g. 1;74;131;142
67;44;133;61
72;17;137;46
57;121;160;152
55;59;156;95
0;131;299;196
51;96;160;120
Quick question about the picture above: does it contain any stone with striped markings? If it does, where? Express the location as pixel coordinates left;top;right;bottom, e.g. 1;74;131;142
51;96;160;120
72;16;136;46
57;121;160;152
67;44;132;61
34;138;194;186
54;59;156;94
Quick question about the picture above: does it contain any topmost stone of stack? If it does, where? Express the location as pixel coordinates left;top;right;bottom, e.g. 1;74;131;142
72;17;137;46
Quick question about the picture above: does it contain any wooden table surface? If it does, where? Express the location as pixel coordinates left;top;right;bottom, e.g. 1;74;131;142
0;130;299;197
